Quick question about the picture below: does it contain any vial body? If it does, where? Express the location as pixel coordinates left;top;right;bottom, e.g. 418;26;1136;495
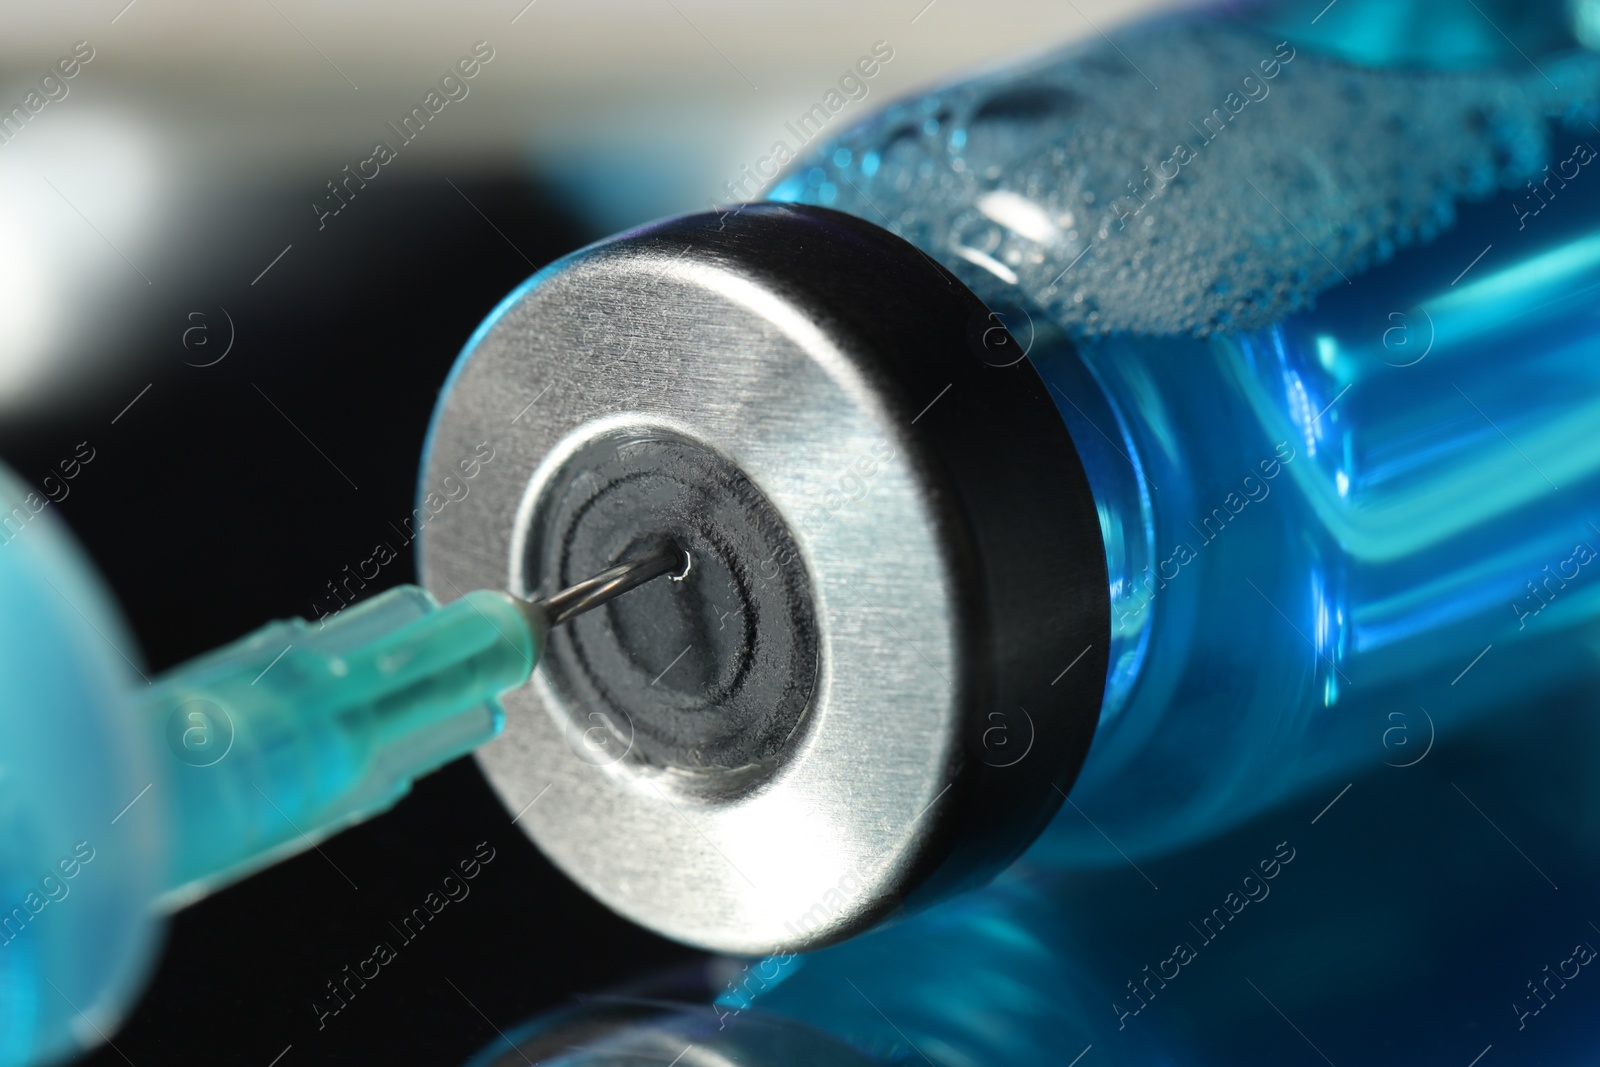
774;0;1600;859
1035;189;1600;861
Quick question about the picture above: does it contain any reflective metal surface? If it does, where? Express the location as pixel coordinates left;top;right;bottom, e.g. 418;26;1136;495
420;204;1107;954
464;997;882;1067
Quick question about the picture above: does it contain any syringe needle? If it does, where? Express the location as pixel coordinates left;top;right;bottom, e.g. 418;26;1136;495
143;543;690;905
530;542;689;628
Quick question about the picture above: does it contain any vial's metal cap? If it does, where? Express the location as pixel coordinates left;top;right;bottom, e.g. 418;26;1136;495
420;204;1108;955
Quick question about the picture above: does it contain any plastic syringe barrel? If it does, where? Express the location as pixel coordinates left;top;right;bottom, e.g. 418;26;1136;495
138;585;536;905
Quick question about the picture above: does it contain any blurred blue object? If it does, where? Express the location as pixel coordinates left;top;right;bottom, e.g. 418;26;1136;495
0;465;162;1067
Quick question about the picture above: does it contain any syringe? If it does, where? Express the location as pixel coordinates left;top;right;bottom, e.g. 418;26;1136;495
143;541;688;904
0;452;690;1067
